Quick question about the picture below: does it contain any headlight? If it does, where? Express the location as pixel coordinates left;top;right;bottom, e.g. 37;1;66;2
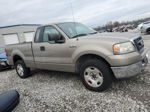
113;42;135;54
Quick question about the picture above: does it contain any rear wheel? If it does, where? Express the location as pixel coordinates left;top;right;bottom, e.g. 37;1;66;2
15;60;31;78
147;28;150;34
80;59;113;92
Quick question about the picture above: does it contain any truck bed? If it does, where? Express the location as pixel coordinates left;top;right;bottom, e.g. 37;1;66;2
6;42;35;67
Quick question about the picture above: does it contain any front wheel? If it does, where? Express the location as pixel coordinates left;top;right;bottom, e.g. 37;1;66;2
80;59;113;92
15;60;31;78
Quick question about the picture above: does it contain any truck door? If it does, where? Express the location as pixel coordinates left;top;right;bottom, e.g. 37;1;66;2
32;26;73;71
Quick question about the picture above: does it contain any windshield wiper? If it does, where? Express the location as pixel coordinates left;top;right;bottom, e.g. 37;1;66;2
88;32;98;35
71;34;87;38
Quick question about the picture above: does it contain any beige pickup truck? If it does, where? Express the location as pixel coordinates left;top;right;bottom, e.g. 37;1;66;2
6;22;148;92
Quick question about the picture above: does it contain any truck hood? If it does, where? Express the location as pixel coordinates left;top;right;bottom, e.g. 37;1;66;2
78;32;140;43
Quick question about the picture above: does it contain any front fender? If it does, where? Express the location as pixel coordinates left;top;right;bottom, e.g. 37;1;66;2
72;45;112;64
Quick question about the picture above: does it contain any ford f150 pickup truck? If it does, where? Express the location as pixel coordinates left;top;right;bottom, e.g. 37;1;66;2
6;22;149;92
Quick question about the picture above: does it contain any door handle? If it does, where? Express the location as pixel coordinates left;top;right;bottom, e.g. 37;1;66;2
40;46;45;51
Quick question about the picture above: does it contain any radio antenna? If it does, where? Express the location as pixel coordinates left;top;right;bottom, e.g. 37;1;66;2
69;0;79;40
70;0;75;24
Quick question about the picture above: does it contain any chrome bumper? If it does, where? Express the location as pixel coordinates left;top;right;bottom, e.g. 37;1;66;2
111;54;148;79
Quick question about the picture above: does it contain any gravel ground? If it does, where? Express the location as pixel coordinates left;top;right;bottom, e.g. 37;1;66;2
0;34;150;112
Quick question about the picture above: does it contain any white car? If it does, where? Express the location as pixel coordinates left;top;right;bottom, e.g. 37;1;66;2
140;21;150;34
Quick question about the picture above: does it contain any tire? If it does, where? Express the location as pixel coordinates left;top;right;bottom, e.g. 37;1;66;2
80;59;113;92
0;65;2;71
146;28;150;34
15;60;31;78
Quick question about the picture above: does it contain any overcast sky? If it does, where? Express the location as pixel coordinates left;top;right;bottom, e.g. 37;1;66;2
0;0;150;27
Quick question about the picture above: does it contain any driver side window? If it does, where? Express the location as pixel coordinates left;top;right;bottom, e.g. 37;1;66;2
43;26;61;43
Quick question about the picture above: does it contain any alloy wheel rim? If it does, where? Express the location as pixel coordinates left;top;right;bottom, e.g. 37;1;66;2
17;64;24;76
84;66;103;88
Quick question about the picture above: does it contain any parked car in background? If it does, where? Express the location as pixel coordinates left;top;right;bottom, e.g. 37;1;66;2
6;22;148;92
140;21;150;34
0;46;10;71
137;23;143;30
99;29;106;33
113;24;134;32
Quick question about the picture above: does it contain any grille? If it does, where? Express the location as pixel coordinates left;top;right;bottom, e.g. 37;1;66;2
133;36;144;52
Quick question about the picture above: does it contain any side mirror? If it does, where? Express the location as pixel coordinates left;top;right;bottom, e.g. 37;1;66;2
48;33;65;43
56;39;65;43
0;90;20;112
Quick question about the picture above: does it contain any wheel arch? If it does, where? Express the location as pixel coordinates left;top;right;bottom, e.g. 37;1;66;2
13;55;24;64
146;27;150;34
75;53;116;80
75;54;111;73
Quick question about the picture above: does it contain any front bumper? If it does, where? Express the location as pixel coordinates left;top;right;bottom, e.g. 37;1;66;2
111;54;148;79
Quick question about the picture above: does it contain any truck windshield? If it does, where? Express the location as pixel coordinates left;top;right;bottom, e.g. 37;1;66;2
57;22;97;39
0;47;4;54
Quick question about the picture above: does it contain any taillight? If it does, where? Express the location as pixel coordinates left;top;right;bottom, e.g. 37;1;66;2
5;48;8;56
